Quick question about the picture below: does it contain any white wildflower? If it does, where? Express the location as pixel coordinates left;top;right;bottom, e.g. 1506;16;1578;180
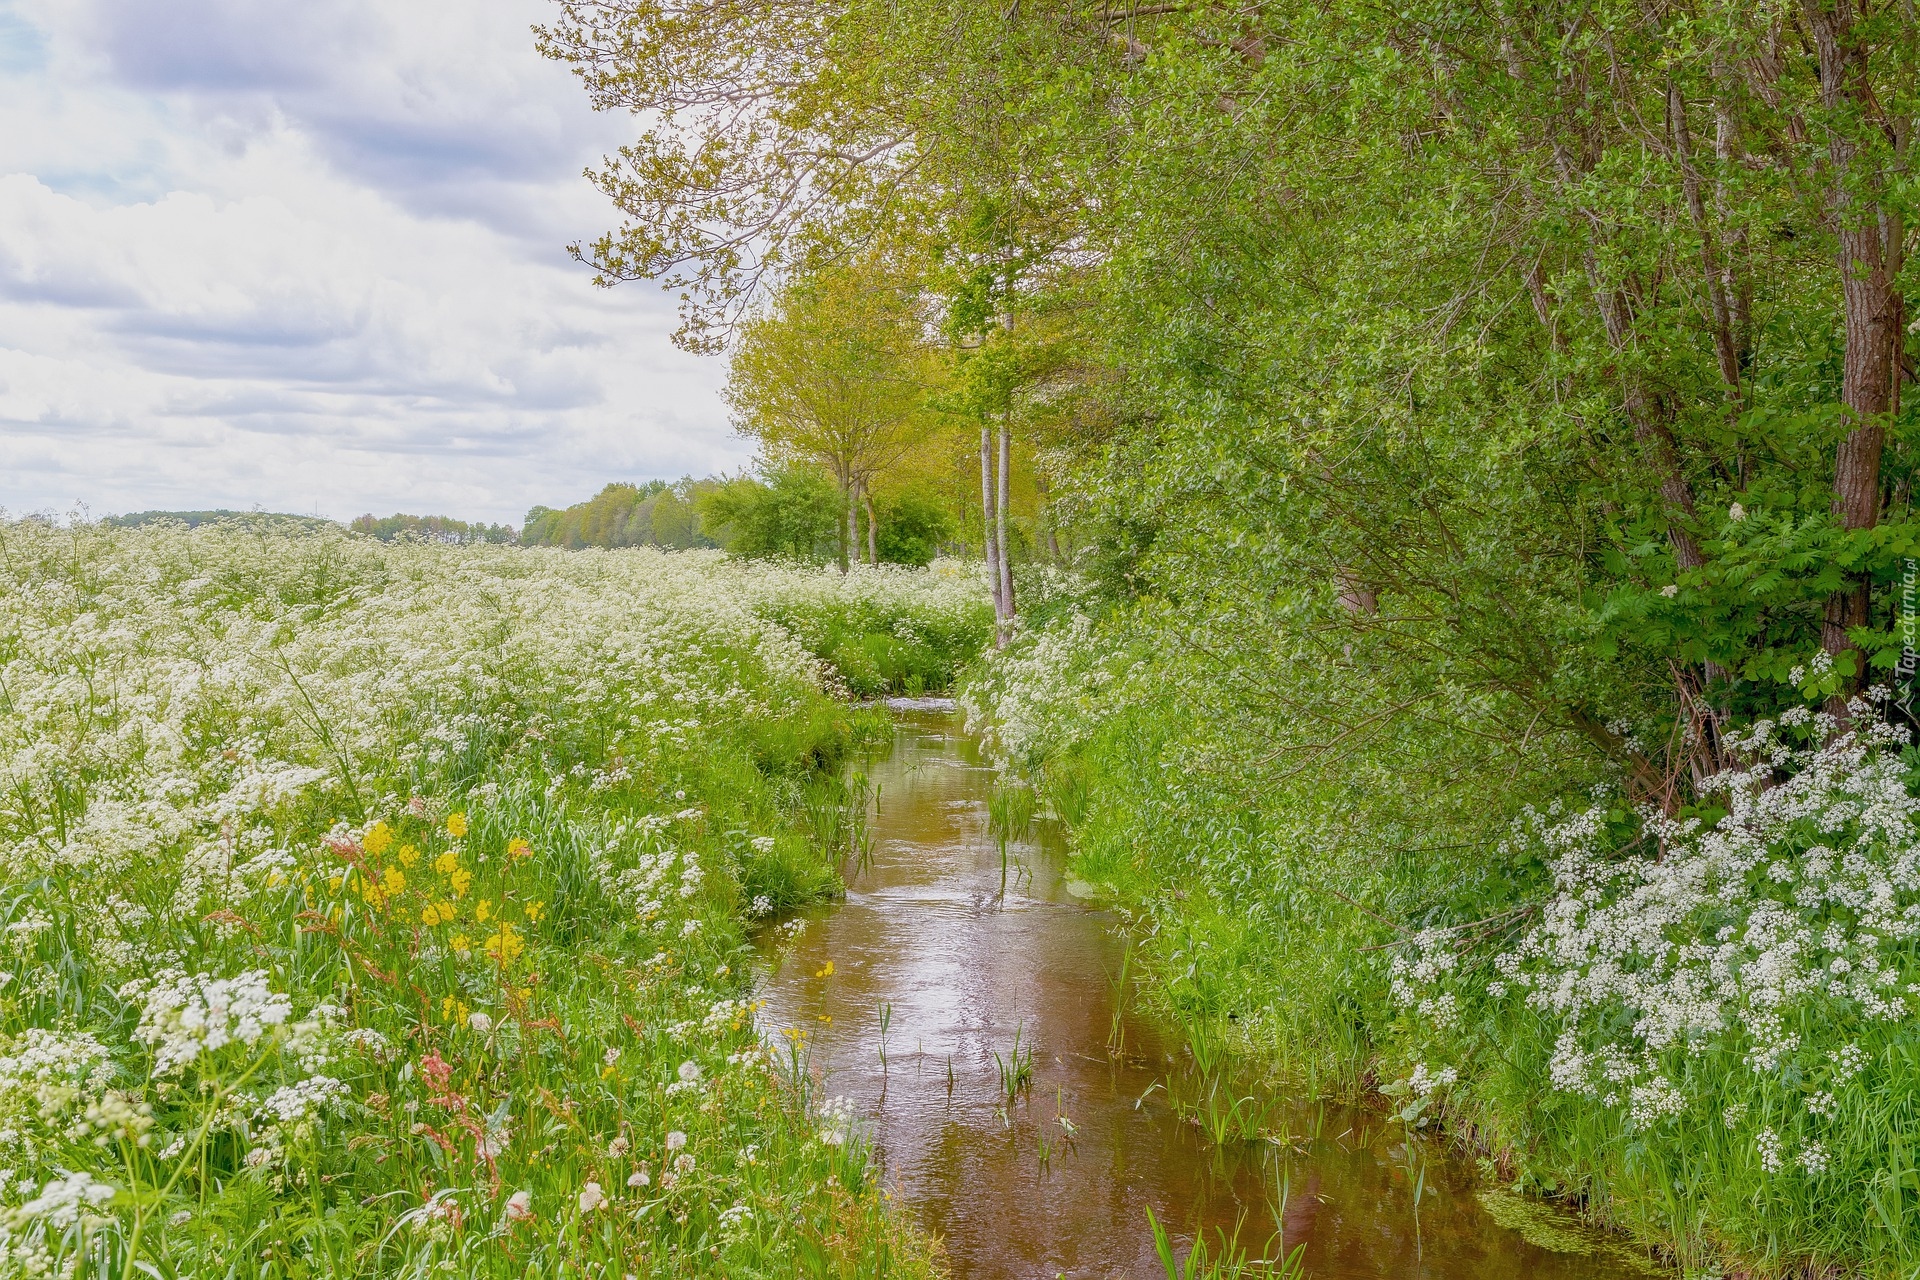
15;1171;116;1226
258;1076;349;1124
122;969;291;1075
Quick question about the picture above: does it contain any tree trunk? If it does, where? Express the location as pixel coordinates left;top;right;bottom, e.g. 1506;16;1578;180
839;474;853;574
996;413;1016;627
981;423;1003;624
863;488;878;565
1668;76;1743;400
1590;277;1709;573
1035;471;1064;563
1807;0;1906;684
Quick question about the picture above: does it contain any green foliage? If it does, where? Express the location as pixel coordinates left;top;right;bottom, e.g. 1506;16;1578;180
522;479;719;550
350;512;517;544
697;468;845;563
873;490;954;567
747;560;996;696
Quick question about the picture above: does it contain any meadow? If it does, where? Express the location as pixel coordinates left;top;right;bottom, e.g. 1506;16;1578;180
0;518;988;1277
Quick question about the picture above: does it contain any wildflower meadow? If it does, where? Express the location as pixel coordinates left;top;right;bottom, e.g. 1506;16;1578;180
0;517;987;1277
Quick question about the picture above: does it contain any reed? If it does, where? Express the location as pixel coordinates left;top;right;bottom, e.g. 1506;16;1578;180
995;1026;1035;1101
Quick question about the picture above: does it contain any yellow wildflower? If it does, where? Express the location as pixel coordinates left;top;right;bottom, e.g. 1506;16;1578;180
475;900;493;924
523;901;545;923
434;851;459;876
506;838;532;861
362;822;394;857
450;933;471;951
485;924;525;962
446;812;468;838
814;961;834;979
383;865;406;895
421;901;455;926
449;868;472;899
397;844;420;868
328;873;344;892
441;995;470;1023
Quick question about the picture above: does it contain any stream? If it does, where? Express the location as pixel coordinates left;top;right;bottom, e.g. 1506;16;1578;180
755;706;1662;1279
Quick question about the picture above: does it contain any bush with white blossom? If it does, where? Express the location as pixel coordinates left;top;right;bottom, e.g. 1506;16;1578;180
1383;698;1920;1266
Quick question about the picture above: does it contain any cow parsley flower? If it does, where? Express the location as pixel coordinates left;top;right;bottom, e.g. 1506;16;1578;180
122;969;291;1074
258;1076;349;1124
16;1172;116;1226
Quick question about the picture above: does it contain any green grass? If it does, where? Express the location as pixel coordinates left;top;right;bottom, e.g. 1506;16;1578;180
0;521;980;1277
989;692;1920;1279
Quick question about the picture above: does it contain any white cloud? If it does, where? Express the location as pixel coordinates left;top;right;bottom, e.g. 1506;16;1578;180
0;0;742;525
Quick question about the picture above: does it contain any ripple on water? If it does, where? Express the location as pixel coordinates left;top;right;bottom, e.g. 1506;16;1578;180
756;709;1669;1280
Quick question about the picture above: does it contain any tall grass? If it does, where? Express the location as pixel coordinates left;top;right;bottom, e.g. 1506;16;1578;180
970;639;1920;1278
0;520;980;1276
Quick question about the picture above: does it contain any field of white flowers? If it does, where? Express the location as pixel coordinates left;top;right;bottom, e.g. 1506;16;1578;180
0;518;986;1277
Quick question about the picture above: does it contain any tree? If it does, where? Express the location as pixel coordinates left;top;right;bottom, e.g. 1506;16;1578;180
521;480;720;549
695;468;844;562
724;256;933;570
873;489;954;566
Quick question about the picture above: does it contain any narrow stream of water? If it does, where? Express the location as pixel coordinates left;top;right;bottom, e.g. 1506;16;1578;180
756;708;1661;1279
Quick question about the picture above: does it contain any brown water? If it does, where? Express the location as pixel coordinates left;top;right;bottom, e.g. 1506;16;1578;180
755;709;1662;1279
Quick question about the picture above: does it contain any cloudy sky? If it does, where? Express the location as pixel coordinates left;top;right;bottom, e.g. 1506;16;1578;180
0;0;743;526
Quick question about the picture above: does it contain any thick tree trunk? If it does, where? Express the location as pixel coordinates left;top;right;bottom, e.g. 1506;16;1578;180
1807;0;1906;680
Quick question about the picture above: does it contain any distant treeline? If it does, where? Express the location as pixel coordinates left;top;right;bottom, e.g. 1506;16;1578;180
105;510;339;533
523;471;952;566
522;479;716;550
350;513;517;544
105;471;956;568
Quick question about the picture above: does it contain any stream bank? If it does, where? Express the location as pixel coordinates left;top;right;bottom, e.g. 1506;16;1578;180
757;708;1660;1278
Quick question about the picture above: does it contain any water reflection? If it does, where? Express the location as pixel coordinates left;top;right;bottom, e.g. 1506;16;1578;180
755;711;1659;1279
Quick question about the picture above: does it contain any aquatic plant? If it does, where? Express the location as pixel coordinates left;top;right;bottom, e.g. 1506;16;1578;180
995;1026;1035;1101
